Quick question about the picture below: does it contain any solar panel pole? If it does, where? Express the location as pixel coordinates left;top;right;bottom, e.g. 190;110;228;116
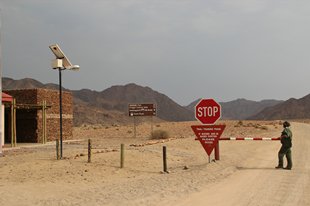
49;44;80;160
59;67;63;159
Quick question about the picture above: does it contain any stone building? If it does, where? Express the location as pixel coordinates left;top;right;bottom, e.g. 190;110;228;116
4;88;73;143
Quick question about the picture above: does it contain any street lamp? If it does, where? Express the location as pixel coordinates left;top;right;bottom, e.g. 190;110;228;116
49;44;79;159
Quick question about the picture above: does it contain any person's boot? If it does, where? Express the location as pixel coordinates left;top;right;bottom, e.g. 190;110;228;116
283;167;291;170
275;165;283;169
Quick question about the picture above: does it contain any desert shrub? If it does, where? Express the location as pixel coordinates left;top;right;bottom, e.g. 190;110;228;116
253;124;260;128
235;120;243;127
150;130;169;140
260;126;268;130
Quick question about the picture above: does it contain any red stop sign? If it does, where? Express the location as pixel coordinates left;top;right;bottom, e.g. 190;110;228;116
195;99;221;125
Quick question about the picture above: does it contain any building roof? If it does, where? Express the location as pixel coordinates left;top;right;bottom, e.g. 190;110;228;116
2;92;13;102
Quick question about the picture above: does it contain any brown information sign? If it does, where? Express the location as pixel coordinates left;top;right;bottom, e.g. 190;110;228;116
128;103;156;117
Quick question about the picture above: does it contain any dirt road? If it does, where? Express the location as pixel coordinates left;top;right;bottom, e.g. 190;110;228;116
1;121;309;205
177;122;310;206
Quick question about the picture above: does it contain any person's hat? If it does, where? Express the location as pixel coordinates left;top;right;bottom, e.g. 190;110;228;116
283;121;290;128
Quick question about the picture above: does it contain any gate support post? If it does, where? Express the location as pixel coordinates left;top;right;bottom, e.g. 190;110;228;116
215;142;220;160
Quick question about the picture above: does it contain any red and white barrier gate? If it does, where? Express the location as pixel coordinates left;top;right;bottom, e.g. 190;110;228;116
220;137;280;141
213;137;280;160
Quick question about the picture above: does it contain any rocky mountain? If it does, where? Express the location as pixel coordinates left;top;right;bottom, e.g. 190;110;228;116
3;77;60;90
72;83;195;123
186;98;283;120
3;77;46;89
220;98;283;120
249;94;310;120
5;77;308;124
2;77;194;125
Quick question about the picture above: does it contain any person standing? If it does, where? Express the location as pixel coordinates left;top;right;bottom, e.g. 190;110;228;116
275;121;292;170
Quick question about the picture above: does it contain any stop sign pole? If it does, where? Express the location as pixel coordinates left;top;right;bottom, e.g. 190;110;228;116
192;98;224;161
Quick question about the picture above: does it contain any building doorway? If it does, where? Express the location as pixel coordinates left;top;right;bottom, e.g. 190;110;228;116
5;108;38;143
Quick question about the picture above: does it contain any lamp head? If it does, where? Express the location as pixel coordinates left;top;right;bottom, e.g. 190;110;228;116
66;65;80;71
49;44;79;71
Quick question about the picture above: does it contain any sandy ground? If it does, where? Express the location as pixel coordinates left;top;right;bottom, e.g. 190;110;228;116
0;120;308;206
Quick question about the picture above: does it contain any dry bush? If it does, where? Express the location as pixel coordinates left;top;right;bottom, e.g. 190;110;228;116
150;130;169;140
234;121;243;127
260;126;268;130
253;124;261;128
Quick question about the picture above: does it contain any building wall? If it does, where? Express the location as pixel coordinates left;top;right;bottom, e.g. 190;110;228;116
4;89;73;143
1;105;4;146
6;89;37;104
37;89;73;142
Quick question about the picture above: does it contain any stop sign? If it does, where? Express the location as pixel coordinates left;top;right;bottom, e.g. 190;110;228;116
195;99;221;125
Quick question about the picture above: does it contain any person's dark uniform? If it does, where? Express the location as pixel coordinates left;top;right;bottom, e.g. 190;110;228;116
275;121;292;170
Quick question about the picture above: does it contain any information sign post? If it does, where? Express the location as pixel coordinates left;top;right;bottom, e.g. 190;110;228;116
128;103;156;138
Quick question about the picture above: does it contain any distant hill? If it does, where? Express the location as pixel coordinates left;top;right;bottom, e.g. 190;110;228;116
186;98;283;120
3;77;194;125
185;99;200;111
6;77;309;124
221;98;283;120
249;94;310;120
72;83;195;122
3;77;46;89
3;77;60;90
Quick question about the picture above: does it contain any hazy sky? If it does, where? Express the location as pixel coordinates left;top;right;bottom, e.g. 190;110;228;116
1;0;310;105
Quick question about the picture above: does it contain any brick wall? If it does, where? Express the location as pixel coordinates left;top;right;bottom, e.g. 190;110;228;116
4;88;73;143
